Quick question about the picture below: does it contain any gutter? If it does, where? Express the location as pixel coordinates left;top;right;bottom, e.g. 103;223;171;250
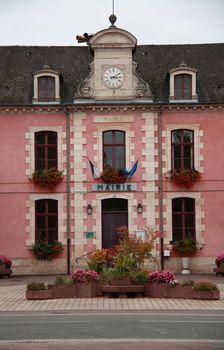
64;107;71;274
158;106;164;270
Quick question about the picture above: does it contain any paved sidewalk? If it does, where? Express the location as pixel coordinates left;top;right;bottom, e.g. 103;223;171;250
0;274;224;312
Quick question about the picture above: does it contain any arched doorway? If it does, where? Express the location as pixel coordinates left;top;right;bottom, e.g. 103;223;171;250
102;198;128;248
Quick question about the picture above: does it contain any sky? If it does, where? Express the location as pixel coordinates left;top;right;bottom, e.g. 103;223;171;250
0;0;224;46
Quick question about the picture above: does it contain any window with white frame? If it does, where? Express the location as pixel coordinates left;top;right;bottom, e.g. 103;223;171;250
172;197;195;242
33;66;61;104
171;129;194;170
169;62;198;102
35;131;58;170
35;199;58;243
103;130;125;169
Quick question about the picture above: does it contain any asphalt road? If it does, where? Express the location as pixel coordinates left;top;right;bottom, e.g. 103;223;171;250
0;311;224;344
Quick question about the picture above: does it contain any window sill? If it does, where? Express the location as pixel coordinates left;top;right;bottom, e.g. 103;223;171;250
169;98;198;103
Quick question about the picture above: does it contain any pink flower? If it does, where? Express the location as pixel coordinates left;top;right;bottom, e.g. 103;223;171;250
71;269;99;283
148;270;176;284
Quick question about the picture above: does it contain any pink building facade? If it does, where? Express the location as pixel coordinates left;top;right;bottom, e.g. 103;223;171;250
0;19;224;274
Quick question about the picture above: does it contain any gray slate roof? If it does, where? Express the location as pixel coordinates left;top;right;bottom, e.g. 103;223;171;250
0;43;224;105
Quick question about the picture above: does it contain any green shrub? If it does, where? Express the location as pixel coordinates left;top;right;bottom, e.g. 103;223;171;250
193;281;218;291
129;269;149;284
26;282;46;291
181;280;195;287
54;275;73;285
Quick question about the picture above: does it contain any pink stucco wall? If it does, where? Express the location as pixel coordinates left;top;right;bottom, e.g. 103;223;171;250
162;110;224;258
1;108;224;273
0;112;66;261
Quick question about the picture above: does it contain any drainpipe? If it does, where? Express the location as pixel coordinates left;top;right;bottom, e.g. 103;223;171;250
158;106;164;270
64;107;71;274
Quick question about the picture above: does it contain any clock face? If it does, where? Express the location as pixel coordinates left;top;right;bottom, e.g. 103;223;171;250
103;67;124;89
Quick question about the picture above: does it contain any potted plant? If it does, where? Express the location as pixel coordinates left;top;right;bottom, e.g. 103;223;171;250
146;270;177;297
71;269;99;298
26;282;52;300
192;281;220;300
0;255;12;277
214;254;224;275
170;168;200;187
172;234;197;274
30;167;64;189
32;239;63;260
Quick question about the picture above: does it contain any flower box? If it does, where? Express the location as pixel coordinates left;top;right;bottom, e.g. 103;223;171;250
0;265;12;278
192;290;220;300
47;285;76;299
75;282;98;298
170;168;200;187
30;167;63;190
145;282;220;300
26;289;52;300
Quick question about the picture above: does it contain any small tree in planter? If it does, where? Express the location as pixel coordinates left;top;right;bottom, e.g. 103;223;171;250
170;168;200;187
30;167;64;190
71;269;99;298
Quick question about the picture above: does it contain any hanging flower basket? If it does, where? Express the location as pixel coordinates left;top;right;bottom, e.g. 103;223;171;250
30;167;64;189
100;166;127;184
170;168;200;187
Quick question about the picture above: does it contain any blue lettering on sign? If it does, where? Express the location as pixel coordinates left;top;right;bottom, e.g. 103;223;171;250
93;183;137;192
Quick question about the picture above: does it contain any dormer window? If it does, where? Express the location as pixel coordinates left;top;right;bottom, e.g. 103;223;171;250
174;74;192;100
33;65;61;104
169;62;198;102
38;76;55;102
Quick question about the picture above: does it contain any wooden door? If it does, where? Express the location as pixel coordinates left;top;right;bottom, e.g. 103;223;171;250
102;199;128;248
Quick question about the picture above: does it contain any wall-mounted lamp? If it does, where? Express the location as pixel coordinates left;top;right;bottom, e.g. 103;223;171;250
137;203;143;214
87;204;92;215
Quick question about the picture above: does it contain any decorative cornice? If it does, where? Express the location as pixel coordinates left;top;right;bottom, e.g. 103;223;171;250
0;103;224;114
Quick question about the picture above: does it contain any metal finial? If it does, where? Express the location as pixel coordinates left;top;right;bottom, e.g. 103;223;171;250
109;13;117;27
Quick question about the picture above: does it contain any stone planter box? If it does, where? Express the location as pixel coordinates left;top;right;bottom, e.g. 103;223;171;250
26;289;52;300
75;282;98;298
146;282;220;300
0;265;12;278
192;289;220;300
145;282;169;298
48;285;76;299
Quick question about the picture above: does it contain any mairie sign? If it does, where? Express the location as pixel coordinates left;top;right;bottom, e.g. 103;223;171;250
92;183;137;192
